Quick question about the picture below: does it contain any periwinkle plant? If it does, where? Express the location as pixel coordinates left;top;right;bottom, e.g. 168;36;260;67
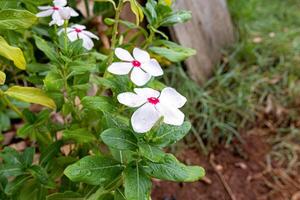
0;0;205;199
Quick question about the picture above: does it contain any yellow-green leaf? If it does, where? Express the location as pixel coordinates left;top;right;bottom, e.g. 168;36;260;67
5;86;56;110
0;36;26;70
0;71;6;85
164;0;172;6
129;0;144;25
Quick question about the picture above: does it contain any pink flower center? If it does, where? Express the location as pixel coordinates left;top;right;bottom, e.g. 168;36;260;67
75;28;82;33
52;6;59;10
147;97;159;105
131;60;141;68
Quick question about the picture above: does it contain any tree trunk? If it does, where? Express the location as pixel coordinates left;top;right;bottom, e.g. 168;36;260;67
171;0;235;84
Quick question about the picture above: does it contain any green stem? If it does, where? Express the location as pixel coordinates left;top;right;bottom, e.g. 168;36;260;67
143;27;155;49
107;0;124;67
63;20;69;52
1;92;25;120
84;0;90;18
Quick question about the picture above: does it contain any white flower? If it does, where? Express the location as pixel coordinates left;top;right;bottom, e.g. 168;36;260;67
59;24;99;50
118;87;187;133
36;0;78;26
107;48;163;86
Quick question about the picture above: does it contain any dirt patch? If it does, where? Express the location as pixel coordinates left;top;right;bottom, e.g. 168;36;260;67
151;134;300;200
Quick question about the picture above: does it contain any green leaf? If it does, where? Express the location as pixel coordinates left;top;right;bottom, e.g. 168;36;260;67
151;121;191;147
160;10;191;26
5;86;56;110
139;143;165;162
82;96;115;113
0;9;37;30
0;164;24;177
143;154;205;182
34;35;58;62
114;188;126;200
44;71;64;91
63;128;96;143
0;71;6;85
46;191;84;200
149;40;196;62
23;147;35;167
94;0;116;9
124;164;152;200
129;0;144;25
0;36;26;69
40;141;63;166
4;175;31;195
27;165;55;188
64;155;124;185
100;128;137;150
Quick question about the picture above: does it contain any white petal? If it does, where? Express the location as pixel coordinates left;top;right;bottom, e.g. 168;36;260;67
67;7;79;16
156;104;185;126
36;9;53;17
38;6;52;10
131;103;161;133
107;62;132;75
49;18;64;26
130;68;151;86
115;48;134;62
83;31;99;40
78;33;94;50
159;87;187;108
58;28;72;35
134;88;160;99
58;7;74;20
67;31;78;41
133;48;150;63
117;92;147;108
72;24;86;30
141;59;163;77
53;0;67;7
52;10;62;20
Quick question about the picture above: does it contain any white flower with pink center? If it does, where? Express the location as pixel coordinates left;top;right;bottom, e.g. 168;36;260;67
107;48;164;86
58;24;99;50
36;0;78;26
118;87;187;133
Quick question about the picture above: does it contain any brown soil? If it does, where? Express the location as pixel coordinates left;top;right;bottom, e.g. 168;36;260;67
151;133;300;200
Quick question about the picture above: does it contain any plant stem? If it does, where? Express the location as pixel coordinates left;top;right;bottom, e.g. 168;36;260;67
107;0;124;67
0;91;25;120
63;20;69;52
143;27;155;49
84;0;90;18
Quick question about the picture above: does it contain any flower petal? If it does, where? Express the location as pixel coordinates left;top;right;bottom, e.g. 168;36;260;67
107;62;132;75
141;59;163;76
53;0;67;7
115;48;134;62
72;24;86;30
67;31;78;42
133;48;150;63
67;7;79;16
83;31;99;40
117;92;147;107
131;103;161;133
78;33;94;50
38;6;52;10
130;68;151;86
134;88;160;99
159;87;187;108
156;104;185;126
36;9;53;17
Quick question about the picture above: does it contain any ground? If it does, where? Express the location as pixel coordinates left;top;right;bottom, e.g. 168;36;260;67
152;133;300;200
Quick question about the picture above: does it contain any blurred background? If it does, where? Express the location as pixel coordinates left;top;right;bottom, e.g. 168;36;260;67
151;0;300;199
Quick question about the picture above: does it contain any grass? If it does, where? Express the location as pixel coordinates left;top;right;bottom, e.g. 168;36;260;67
163;0;300;152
